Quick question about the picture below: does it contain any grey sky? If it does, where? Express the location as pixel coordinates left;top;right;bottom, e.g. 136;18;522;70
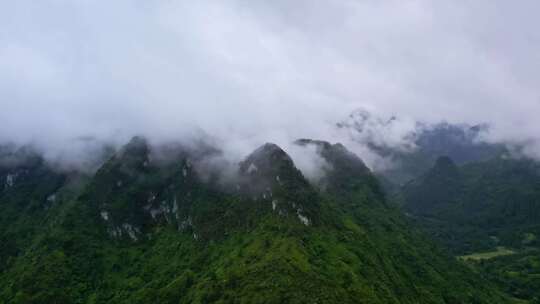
1;1;540;163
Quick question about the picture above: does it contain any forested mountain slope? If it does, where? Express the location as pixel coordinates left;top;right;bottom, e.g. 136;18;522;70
401;156;540;302
402;156;540;254
0;139;508;303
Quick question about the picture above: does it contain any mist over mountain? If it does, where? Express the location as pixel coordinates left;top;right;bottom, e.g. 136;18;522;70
2;1;540;169
338;110;509;184
0;136;510;303
2;1;540;303
0;108;529;194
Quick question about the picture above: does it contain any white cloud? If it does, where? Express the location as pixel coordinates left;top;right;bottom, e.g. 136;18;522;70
1;0;540;165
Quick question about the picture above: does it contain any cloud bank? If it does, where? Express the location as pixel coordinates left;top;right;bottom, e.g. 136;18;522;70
1;1;540;165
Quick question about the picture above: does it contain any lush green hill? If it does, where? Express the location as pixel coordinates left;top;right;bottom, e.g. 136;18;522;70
467;248;540;302
402;156;540;254
401;156;540;302
0;139;508;303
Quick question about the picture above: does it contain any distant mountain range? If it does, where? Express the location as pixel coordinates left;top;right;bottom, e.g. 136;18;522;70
338;109;507;186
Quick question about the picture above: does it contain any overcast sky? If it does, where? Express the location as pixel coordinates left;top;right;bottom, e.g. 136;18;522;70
1;1;540;162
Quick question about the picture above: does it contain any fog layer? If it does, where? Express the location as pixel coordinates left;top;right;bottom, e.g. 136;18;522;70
1;1;540;165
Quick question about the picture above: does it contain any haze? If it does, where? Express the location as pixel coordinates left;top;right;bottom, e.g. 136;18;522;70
1;1;540;165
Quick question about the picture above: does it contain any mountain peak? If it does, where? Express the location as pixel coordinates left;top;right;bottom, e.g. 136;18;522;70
239;143;296;179
238;143;319;222
0;136;511;303
120;136;149;157
294;139;379;196
403;155;462;215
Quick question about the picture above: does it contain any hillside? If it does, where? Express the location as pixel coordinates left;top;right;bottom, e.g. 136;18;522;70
401;156;540;302
0;138;508;303
402;156;540;254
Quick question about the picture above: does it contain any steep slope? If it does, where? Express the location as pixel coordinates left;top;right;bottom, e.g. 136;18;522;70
294;139;377;194
0;145;71;272
0;138;508;303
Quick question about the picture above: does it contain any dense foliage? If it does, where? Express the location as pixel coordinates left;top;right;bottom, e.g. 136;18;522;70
465;248;540;302
0;140;508;303
401;156;540;255
401;156;540;302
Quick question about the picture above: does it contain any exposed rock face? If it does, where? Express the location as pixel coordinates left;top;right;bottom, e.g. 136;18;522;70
238;143;319;225
0;145;66;209
85;136;199;240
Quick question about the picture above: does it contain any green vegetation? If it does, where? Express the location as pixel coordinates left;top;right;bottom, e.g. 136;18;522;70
459;247;515;261
464;248;540;302
400;155;540;302
0;140;509;303
401;157;540;255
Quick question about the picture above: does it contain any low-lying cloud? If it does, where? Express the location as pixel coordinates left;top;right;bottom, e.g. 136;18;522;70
1;1;540;167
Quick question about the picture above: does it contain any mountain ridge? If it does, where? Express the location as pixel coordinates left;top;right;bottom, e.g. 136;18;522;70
0;137;509;303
